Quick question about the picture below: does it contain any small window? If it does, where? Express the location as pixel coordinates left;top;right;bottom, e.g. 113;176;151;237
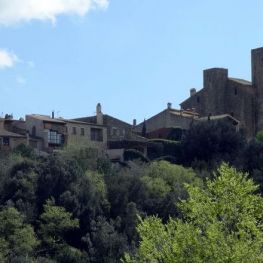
72;127;77;135
112;127;117;136
234;88;237;95
197;96;200;103
91;128;103;141
32;126;36;137
81;128;85;136
3;137;10;146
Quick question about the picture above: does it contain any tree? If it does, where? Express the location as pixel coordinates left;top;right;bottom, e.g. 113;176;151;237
82;216;128;263
141;161;202;219
256;130;263;143
181;121;244;167
1;160;39;222
39;199;80;259
124;164;263;263
0;207;38;262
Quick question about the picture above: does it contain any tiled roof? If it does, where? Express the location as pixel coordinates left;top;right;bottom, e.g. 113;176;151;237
74;114;132;127
27;114;66;124
65;119;107;127
0;120;26;138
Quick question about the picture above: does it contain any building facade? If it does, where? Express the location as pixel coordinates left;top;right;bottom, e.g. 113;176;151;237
180;47;263;138
25;113;107;153
0;118;27;150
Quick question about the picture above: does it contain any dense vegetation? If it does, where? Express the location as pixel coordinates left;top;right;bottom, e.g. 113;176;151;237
0;121;263;262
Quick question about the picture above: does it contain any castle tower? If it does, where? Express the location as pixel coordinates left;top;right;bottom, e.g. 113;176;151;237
252;48;263;132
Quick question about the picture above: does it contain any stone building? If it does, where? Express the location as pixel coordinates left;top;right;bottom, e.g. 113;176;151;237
75;103;133;141
0;118;27;150
65;119;107;153
180;47;263;138
25;113;107;153
134;103;199;140
75;104;148;161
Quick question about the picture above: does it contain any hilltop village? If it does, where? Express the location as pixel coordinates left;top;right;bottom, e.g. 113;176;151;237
1;47;263;160
1;49;263;263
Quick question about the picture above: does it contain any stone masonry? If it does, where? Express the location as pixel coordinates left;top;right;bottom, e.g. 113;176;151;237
180;47;263;138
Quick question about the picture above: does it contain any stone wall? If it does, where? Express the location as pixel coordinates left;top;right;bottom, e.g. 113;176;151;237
180;67;256;138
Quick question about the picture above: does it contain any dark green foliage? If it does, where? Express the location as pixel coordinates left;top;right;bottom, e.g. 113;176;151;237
237;140;263;193
147;139;182;161
181;120;244;166
13;143;35;159
0;207;38;262
82;216;128;263
37;154;83;204
1;160;38;222
123;149;149;162
0;125;262;262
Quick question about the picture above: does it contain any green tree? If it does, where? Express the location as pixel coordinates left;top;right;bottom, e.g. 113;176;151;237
124;164;263;263
141;161;202;219
182;121;244;166
39;199;80;259
0;207;38;262
256;130;263;143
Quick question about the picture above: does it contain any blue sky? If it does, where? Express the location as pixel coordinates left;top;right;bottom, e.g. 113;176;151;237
1;0;263;124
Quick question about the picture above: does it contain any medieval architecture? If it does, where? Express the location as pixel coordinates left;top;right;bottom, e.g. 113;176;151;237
180;47;263;138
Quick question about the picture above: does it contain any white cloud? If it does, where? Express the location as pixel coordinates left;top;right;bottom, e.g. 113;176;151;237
0;49;18;69
0;0;109;25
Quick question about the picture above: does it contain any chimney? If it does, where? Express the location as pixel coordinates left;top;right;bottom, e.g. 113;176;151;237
190;88;196;97
167;102;172;109
52;111;55;119
133;119;137;127
96;103;103;125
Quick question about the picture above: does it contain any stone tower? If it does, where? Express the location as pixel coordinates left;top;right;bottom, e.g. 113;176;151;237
252;48;263;132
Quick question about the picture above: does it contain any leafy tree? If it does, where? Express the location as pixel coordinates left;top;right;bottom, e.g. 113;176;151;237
0;207;38;262
82;216;128;263
256;130;263;143
39;199;80;260
13;143;35;159
181;121;244;166
237;140;263;193
124;164;263;263
1;160;39;222
141;161;202;219
37;155;83;205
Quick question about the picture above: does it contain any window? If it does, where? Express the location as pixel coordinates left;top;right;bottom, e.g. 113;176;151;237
81;128;85;136
234;88;237;95
197;96;200;103
91;128;103;141
72;127;77;135
32;126;36;137
3;137;10;146
48;130;63;145
112;127;117;136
